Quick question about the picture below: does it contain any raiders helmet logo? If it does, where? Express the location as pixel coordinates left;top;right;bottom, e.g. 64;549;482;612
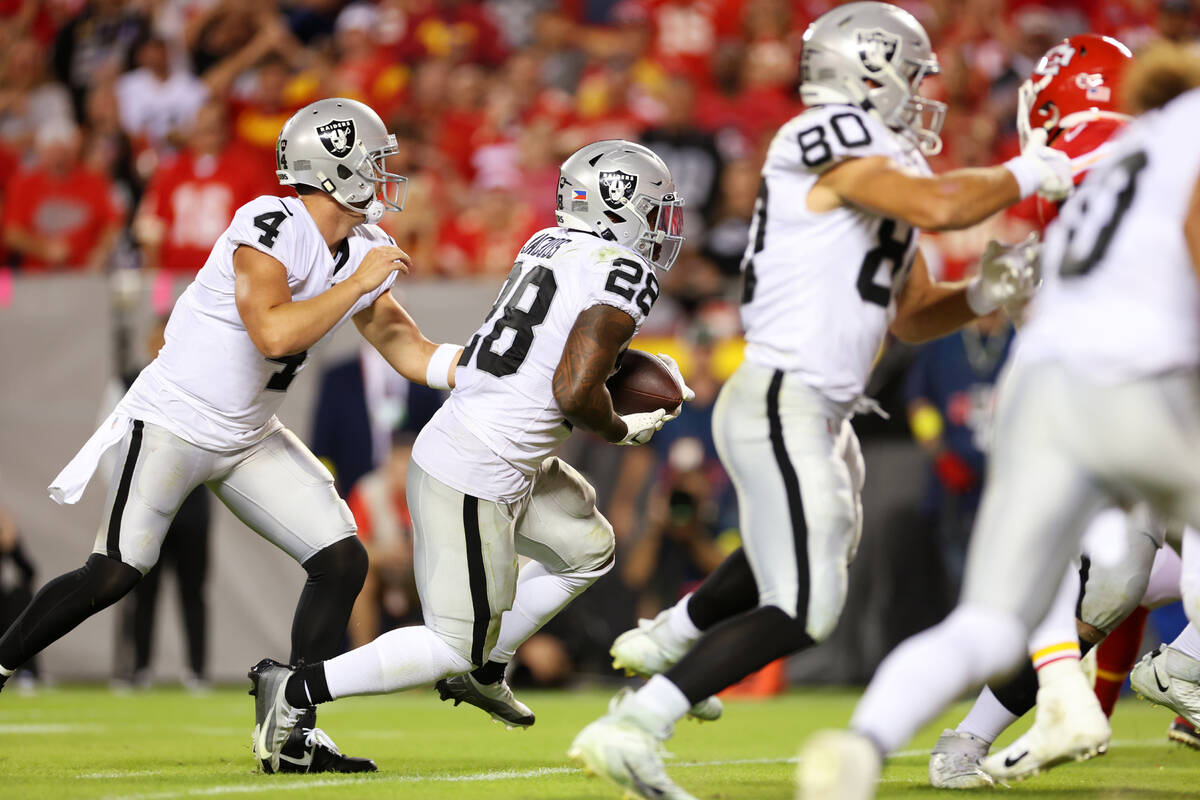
598;170;637;210
316;119;356;158
856;29;899;73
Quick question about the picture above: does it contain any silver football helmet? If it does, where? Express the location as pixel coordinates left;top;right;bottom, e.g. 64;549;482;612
275;97;407;224
800;1;946;155
555;140;685;270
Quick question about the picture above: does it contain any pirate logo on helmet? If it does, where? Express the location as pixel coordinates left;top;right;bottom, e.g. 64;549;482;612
856;29;899;73
599;170;637;210
316;119;356;158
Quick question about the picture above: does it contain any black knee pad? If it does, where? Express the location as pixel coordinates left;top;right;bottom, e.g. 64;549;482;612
304;536;369;589
82;553;142;606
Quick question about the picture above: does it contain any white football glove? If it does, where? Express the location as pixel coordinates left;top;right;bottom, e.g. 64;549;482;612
653;352;695;422
967;232;1041;316
617;408;669;446
1019;128;1073;202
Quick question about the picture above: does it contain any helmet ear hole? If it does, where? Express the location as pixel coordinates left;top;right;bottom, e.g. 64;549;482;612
337;165;353;180
604;211;625;224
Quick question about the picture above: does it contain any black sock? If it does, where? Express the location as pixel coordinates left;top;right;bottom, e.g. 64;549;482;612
685;547;759;631
285;662;331;708
471;659;508;685
666;605;813;705
0;554;140;670
290;538;368;664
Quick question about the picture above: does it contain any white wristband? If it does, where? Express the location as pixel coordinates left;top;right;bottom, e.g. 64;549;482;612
1002;155;1041;201
965;276;997;315
425;343;460;391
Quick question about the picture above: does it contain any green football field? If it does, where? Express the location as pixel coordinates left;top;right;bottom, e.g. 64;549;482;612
0;684;1195;799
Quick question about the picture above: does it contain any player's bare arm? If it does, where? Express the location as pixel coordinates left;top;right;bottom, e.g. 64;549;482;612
1185;168;1200;282
812;156;1028;231
234;243;410;358
553;304;636;443
889;250;977;343
353;291;461;388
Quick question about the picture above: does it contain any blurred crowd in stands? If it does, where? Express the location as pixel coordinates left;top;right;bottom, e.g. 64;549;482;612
2;0;1199;687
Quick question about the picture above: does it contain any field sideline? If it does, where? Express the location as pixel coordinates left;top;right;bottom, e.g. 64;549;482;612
0;685;1195;799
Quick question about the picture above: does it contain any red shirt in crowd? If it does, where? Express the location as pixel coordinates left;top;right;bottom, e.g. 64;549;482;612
2;164;121;271
142;145;279;273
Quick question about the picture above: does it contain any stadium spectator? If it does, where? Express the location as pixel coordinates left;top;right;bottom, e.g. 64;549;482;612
0;502;36;692
905;310;1014;593
642;75;723;242
0;34;74;151
51;0;150;120
115;35;208;152
329;3;410;120
2;121;122;272
346;433;421;648
311;345;444;497
395;0;510;67
135;102;275;273
615;338;731;618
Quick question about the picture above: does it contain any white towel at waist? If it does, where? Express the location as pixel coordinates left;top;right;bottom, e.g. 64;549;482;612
48;411;133;505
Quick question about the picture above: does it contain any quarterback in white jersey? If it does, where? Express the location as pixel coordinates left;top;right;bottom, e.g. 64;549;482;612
803;58;1200;800
0;98;461;774
569;4;1074;799
246;140;693;771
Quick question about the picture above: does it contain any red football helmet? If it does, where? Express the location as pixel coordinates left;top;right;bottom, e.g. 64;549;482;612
1018;34;1133;150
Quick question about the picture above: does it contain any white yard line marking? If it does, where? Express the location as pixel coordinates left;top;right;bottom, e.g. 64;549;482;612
79;772;163;780
98;739;1170;800
0;723;104;735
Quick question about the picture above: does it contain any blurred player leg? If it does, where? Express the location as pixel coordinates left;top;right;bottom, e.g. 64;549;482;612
572;365;861;799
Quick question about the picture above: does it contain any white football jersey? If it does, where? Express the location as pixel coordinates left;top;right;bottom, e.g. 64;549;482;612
412;228;660;502
1018;88;1200;382
739;104;928;402
118;195;397;451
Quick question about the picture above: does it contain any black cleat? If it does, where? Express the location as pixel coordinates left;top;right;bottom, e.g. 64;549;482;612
277;708;378;773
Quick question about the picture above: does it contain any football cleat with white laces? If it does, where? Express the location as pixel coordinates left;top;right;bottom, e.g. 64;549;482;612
277;708;377;773
981;671;1109;782
1130;647;1200;729
436;673;535;729
928;729;993;789
795;730;881;800
568;690;697;800
610;612;722;722
248;658;306;774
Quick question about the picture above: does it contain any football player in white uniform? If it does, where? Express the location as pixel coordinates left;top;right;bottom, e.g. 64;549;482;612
566;4;1073;799
246;140;693;772
0;98;462;772
799;52;1200;800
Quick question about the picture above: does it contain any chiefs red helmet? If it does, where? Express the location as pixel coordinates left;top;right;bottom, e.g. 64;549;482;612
1018;34;1133;150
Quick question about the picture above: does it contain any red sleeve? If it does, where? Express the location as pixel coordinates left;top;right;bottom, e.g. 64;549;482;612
347;486;373;542
2;170;35;228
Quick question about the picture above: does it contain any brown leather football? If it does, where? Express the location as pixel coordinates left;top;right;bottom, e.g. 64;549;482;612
606;349;683;415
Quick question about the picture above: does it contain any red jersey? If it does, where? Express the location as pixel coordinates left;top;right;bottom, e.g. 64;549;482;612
2;164;120;271
142;145;278;273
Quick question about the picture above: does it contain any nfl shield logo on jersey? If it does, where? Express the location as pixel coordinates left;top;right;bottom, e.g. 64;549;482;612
856;29;898;73
316;119;356;158
599;171;637;210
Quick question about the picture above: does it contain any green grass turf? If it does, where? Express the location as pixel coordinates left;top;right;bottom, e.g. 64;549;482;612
0;684;1195;799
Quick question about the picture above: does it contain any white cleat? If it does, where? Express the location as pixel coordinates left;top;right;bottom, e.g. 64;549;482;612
981;672;1109;782
610;613;721;722
568;691;697;800
611;610;690;675
928;729;994;789
796;730;881;800
1130;647;1200;729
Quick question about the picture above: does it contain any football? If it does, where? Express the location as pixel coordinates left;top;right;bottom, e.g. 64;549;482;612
606;349;683;415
